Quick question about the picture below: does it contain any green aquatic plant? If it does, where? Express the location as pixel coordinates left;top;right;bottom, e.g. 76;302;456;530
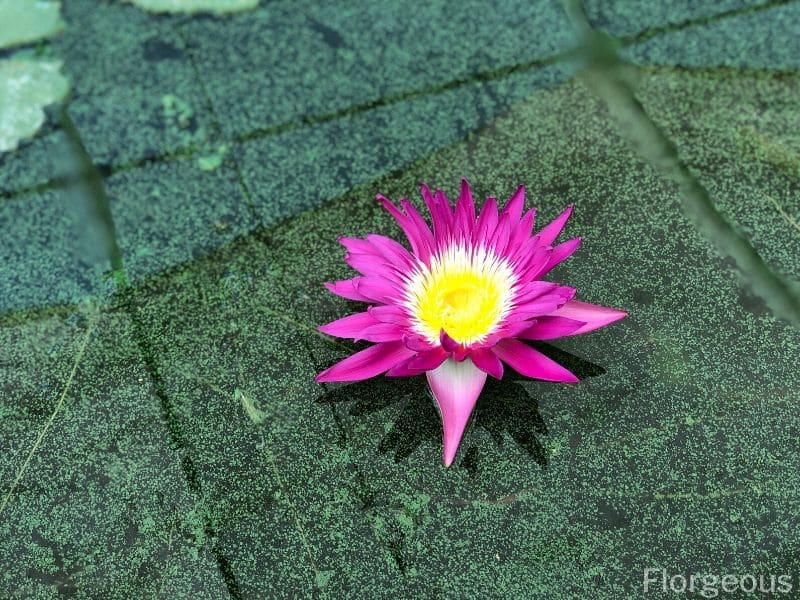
0;60;68;153
0;0;63;50
128;0;258;15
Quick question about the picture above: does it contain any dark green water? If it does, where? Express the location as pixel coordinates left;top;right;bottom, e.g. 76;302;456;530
1;1;799;598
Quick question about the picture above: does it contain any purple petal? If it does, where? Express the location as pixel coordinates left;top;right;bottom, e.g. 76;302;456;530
377;195;428;258
508;207;535;254
426;358;488;467
324;279;369;302
454;178;476;241
518;316;586;340
385;361;419;377
408;347;448;371
316;341;414;383
547;300;627;335
365;234;415;267
506;289;574;321
338;236;374;254
513;281;559;304
367;305;410;325
493;338;578;383
502;185;525;224
399;199;434;261
439;329;460;353
318;312;379;339
538;237;582;277
353;277;400;303
491;212;511;255
345;252;399;280
537;204;573;246
421;184;453;243
515;242;549;279
470;348;504;379
358;322;406;342
474;196;498;246
402;333;435;352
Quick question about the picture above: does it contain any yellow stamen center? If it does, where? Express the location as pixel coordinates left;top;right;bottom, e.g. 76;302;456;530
404;245;516;345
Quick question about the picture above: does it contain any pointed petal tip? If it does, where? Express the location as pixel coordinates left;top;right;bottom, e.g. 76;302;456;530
427;359;487;470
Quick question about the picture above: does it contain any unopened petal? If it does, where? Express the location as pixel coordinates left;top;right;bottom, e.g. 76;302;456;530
426;358;488;467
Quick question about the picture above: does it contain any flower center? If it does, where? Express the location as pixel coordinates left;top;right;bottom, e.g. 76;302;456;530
404;244;516;345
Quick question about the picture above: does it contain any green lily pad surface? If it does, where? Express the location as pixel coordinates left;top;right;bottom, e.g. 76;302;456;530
1;1;800;598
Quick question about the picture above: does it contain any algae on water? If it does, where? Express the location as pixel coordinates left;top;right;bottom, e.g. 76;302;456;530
128;0;258;15
0;60;69;153
0;0;64;50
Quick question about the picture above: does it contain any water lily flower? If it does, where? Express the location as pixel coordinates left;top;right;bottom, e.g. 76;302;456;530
316;180;626;466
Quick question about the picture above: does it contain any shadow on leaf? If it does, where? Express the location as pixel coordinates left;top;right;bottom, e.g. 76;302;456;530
316;343;605;469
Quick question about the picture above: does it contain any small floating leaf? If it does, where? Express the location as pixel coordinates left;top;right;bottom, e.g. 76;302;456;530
0;0;64;50
197;144;228;171
128;0;258;15
235;388;267;425
0;59;69;153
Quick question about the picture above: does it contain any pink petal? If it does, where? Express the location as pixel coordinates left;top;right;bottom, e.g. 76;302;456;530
367;305;409;325
358;322;406;342
324;279;369;302
502;185;525;224
376;195;428;258
353;277;400;303
538;237;582;277
439;329;460;353
338;236;374;254
493;338;578;383
518;316;586;340
366;234;415;267
508;207;535;254
512;281;559;304
491;212;511;255
345;252;398;280
408;347;448;371
506;290;574;321
385;361;419;377
547;299;627;336
402;333;434;352
537;204;573;246
470;347;504;379
426;358;488;467
316;341;414;383
515;242;549;279
318;312;379;339
474;196;498;246
421;184;453;242
399;199;434;261
453;178;476;241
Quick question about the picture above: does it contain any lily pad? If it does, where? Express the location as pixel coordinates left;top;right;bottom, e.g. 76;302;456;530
128;0;258;15
0;59;68;153
0;0;64;50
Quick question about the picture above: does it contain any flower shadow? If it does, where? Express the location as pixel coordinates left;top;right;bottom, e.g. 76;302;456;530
316;343;605;468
